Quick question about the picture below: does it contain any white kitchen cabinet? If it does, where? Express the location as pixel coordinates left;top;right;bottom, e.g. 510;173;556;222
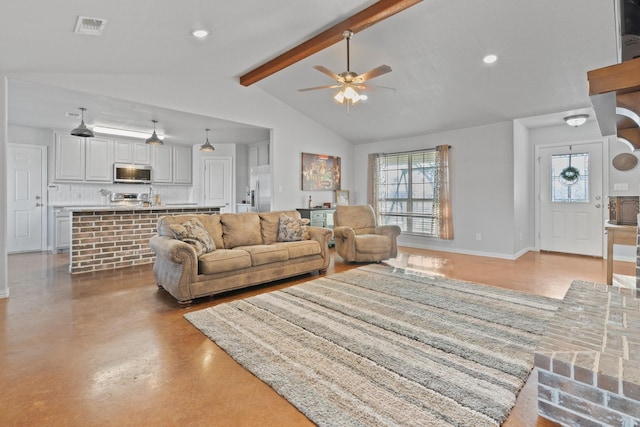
50;207;70;253
113;139;151;164
55;134;85;181
173;145;192;184
152;145;173;183
85;138;113;182
248;142;269;167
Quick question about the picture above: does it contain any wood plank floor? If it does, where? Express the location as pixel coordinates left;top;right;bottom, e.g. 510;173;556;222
0;248;634;426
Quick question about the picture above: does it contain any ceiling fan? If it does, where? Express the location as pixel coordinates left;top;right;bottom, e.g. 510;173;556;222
298;30;393;109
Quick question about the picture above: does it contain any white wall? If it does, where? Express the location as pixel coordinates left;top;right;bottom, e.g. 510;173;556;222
10;74;354;211
354;121;518;259
513;120;533;255
1;76;8;298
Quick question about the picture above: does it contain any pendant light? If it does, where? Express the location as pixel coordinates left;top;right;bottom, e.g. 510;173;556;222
145;119;163;145
199;128;215;152
70;107;94;138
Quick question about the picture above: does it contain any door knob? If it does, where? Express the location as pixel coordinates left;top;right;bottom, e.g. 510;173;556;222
35;203;43;207
595;204;601;208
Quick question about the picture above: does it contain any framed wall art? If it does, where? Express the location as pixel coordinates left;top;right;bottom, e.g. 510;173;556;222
301;152;341;191
336;190;350;206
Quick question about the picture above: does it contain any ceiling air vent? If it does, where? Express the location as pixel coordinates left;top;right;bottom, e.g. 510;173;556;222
74;16;107;36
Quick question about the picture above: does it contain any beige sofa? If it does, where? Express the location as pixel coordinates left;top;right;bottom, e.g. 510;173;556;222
149;210;333;306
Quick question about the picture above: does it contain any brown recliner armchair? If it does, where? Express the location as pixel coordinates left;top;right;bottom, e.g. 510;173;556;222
333;205;401;263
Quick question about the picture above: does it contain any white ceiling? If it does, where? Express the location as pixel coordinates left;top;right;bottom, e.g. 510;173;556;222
0;0;620;145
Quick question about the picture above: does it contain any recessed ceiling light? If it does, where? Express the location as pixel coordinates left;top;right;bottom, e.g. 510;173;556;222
483;54;498;64
192;29;209;39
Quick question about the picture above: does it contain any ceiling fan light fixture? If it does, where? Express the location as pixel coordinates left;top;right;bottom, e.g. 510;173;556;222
70;107;94;138
334;91;345;103
564;114;589;127
145;119;164;145
199;128;215;152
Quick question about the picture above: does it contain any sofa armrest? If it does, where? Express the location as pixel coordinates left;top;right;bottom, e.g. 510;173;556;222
149;235;198;304
375;224;402;258
333;225;357;261
307;226;333;268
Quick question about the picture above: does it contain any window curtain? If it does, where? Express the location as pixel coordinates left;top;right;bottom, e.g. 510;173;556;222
434;144;453;239
367;153;380;221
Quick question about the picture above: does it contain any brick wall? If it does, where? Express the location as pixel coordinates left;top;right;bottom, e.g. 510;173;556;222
70;207;219;273
535;281;640;425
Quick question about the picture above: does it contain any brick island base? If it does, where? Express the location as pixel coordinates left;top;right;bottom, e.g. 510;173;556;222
535;281;640;426
69;207;220;273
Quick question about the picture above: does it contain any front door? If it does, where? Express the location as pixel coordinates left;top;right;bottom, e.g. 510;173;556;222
202;157;232;213
538;142;604;256
7;144;47;253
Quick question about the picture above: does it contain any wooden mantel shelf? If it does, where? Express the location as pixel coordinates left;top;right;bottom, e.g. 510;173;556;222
588;58;640;149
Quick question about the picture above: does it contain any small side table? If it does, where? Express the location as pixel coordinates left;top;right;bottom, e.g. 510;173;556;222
297;208;335;246
604;222;637;286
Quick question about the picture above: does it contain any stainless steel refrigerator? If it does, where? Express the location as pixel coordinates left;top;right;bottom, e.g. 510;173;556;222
250;165;271;213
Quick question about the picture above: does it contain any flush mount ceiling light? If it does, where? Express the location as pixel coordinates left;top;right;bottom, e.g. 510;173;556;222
145;120;164;145
70;107;94;138
199;128;215;152
564;114;589;127
93;126;165;140
483;54;498;64
192;29;209;39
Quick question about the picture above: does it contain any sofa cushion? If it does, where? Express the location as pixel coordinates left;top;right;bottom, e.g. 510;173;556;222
259;210;301;244
168;218;215;256
158;214;224;249
220;213;262;248
235;245;289;266
198;249;252;275
277;214;310;242
355;234;391;254
276;240;321;259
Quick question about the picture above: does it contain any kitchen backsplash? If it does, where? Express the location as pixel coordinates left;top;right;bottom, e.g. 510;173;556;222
48;183;194;206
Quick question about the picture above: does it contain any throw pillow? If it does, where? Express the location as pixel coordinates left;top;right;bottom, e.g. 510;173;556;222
169;218;216;256
277;214;310;242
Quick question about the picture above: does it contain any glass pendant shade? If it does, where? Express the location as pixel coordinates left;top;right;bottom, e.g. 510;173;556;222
199;128;215;152
145;120;163;145
70;107;94;138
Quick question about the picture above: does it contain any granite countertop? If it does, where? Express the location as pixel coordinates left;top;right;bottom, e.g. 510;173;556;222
59;204;221;212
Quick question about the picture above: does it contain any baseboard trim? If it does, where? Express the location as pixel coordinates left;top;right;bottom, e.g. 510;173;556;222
0;288;10;299
398;242;535;261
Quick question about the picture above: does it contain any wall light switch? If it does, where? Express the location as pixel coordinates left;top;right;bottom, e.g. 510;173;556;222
614;183;629;191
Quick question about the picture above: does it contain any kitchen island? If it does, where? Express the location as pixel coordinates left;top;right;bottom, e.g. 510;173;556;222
64;205;222;273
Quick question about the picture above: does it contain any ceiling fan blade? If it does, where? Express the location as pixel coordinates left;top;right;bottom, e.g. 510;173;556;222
361;83;396;92
298;84;341;92
355;65;392;83
313;65;341;81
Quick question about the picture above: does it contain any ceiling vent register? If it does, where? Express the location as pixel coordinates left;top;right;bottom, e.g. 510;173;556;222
74;16;107;36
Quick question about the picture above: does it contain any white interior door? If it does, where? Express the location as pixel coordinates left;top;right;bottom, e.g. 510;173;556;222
203;157;232;213
7;144;47;253
539;142;603;256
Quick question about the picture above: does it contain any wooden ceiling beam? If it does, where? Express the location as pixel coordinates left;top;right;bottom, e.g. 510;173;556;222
239;0;422;87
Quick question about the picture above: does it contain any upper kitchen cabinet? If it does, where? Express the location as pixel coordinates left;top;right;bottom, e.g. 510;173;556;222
151;144;192;184
54;134;85;181
85;138;113;182
248;141;269;167
54;134;113;182
113;139;151;164
151;145;173;183
173;146;192;184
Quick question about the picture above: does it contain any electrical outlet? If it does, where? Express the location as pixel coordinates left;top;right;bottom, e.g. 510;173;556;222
475;233;482;241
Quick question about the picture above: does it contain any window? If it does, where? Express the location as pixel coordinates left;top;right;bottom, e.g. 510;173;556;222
551;153;589;203
372;145;452;238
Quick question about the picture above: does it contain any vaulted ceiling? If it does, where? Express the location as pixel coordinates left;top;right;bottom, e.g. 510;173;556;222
0;0;619;145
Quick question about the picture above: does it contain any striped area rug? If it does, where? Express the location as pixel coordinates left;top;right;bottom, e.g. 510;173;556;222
185;264;559;426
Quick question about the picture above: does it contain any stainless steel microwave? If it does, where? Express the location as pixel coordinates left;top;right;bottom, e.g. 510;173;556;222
113;163;152;184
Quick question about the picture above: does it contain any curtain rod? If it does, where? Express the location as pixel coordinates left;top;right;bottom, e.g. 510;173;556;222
380;145;452;155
